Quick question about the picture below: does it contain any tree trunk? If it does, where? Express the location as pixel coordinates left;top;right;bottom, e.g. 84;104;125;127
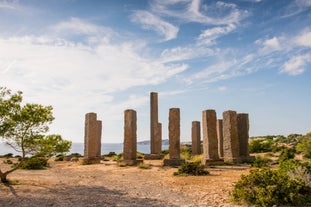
0;171;8;183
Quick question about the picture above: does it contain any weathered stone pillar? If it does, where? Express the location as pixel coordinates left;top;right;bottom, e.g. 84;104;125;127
216;119;224;158
191;121;201;155
96;120;102;159
223;110;240;163
150;92;161;154
202;110;223;165
237;113;252;161
122;109;138;165
164;108;185;166
145;92;164;160
84;112;101;164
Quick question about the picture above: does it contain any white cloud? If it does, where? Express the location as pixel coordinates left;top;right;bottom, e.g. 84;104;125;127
294;31;311;47
295;0;311;7
197;24;236;45
218;86;227;91
256;36;282;53
160;46;214;63
151;0;246;25
131;10;179;41
279;54;311;76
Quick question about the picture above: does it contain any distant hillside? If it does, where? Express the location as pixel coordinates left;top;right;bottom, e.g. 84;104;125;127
138;139;169;145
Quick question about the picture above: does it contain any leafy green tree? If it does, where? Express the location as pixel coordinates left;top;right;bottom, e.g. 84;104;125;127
0;87;71;183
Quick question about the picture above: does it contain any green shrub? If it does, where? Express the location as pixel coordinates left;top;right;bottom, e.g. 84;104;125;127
249;138;274;153
161;149;169;155
251;156;271;168
137;152;144;159
54;154;64;161
232;168;310;206
104;152;117;157
174;162;209;176
138;162;151;169
19;157;48;169
180;146;191;160
296;138;311;159
278;148;295;163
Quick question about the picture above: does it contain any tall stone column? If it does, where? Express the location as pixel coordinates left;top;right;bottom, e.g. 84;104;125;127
123;109;137;165
191;121;201;155
237;113;250;159
216;119;224;158
96;120;102;158
202;110;222;165
150;92;161;154
223;110;240;163
84;112;101;164
164;108;185;166
145;92;164;160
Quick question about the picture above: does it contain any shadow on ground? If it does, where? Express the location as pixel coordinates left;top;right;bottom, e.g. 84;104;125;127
0;183;178;207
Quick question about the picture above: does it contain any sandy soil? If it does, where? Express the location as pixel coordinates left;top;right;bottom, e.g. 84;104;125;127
0;158;249;207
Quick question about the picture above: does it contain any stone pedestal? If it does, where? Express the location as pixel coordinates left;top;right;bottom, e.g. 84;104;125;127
191;121;201;155
202;110;223;165
216;119;224;158
164;108;185;166
122;109;138;166
84;112;102;164
223;110;240;163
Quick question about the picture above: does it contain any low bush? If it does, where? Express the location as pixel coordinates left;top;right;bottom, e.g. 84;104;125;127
19;157;48;170
278;148;295;163
138;162;151;169
180;146;192;160
54;154;64;161
174;162;209;176
251;156;271;168
232;168;311;206
104;152;117;157
249;138;274;153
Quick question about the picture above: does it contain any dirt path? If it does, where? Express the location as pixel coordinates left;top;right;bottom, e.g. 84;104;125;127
0;159;249;207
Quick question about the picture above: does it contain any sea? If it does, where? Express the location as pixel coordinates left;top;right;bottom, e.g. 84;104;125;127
0;142;169;156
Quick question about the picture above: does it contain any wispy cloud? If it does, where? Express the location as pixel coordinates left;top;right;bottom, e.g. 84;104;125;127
279;54;311;76
294;30;311;47
151;0;246;25
160;46;214;63
197;24;236;45
131;10;179;41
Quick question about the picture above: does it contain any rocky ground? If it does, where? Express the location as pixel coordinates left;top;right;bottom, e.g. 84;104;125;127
0;158;249;207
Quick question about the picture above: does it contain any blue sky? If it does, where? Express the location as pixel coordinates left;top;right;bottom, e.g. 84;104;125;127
0;0;310;143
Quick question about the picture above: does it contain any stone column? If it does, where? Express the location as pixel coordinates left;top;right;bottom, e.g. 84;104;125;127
145;92;164;160
123;109;137;165
216;119;224;158
237;113;250;159
223;110;240;163
164;108;185;166
202;110;222;165
191;121;201;155
96;120;102;158
150;92;161;154
84;112;101;164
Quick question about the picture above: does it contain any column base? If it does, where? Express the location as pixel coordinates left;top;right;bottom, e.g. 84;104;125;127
163;158;185;167
119;159;143;166
202;159;224;166
144;154;165;160
82;157;101;164
224;157;241;164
